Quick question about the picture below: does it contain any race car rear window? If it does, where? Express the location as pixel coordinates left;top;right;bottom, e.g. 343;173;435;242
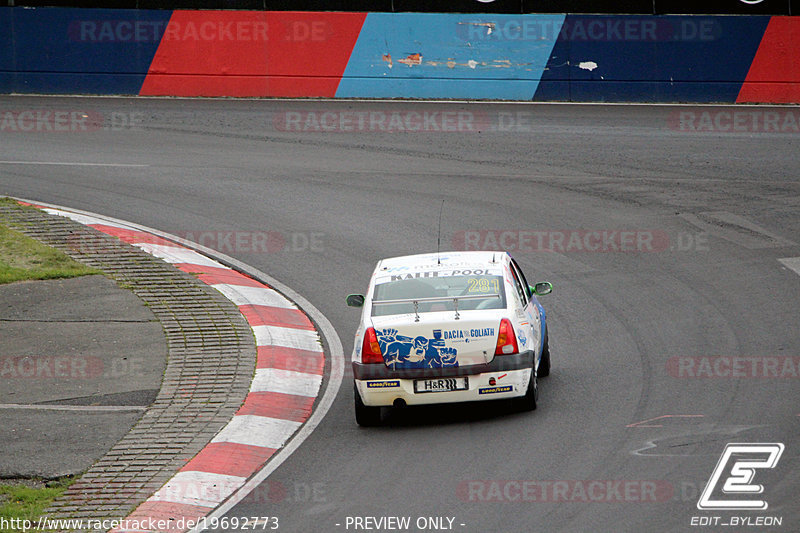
371;275;506;316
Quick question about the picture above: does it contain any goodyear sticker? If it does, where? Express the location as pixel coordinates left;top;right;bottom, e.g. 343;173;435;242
478;385;513;395
366;380;400;389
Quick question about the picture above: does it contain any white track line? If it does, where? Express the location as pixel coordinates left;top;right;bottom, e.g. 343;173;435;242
212;284;296;309
251;368;322;397
779;257;800;277
134;243;226;268
0;404;145;412
252;325;322;352
150;471;245;508
41;208;129;228
211;416;303;449
0;161;148;167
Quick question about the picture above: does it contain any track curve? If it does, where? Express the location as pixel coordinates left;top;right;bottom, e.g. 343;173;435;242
1;97;798;533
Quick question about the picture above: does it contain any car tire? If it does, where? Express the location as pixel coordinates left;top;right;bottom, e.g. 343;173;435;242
538;331;551;378
354;384;381;426
513;368;537;412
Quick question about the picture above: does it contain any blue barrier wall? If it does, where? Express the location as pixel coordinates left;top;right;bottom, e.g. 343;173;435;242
534;15;770;102
0;7;797;102
335;13;566;100
0;8;170;94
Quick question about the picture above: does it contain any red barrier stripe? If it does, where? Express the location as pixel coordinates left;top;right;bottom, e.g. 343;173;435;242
738;17;800;103
118;501;210;531
236;391;315;422
17;201;46;208
90;224;176;247
239;304;314;329
179;442;276;477
140;11;366;97
196;271;265;287
257;345;324;375
172;263;266;287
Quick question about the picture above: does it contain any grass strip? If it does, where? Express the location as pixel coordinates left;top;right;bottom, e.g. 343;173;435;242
0;221;98;285
0;479;74;532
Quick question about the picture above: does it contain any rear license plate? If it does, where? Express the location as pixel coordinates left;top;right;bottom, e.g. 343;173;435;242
413;377;468;393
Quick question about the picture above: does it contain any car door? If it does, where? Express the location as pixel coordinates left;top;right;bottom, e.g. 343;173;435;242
508;259;539;361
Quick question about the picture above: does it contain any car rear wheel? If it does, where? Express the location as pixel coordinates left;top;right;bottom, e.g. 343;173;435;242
513;368;537;411
538;331;551;378
354;384;381;426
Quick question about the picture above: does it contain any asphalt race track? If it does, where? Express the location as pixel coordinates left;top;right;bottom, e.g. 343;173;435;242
1;96;798;532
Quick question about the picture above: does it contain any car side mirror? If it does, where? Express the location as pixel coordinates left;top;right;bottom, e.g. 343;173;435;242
346;294;365;308
531;282;552;296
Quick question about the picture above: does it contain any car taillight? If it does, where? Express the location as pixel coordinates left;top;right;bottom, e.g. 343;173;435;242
361;327;384;364
494;319;519;356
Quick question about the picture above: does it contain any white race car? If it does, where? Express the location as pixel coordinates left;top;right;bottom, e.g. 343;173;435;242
346;251;552;426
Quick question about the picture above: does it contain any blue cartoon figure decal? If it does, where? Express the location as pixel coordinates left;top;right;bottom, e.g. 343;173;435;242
376;328;458;369
517;328;528;348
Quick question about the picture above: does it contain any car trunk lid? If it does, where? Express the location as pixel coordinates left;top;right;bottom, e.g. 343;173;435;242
370;311;501;369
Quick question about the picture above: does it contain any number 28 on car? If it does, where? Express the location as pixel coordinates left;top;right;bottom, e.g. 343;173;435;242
346;251;552;426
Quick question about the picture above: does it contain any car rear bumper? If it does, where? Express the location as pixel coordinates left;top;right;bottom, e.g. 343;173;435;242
354;351;534;407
